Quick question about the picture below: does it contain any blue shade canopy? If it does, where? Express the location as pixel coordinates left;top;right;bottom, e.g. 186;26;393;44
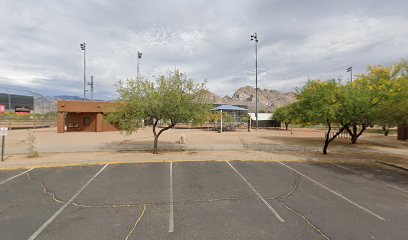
210;105;248;111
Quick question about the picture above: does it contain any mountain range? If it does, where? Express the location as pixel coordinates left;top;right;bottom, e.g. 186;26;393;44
204;86;296;112
34;86;296;113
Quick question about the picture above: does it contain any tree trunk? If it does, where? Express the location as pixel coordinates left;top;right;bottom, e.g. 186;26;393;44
351;124;358;144
285;123;289;130
346;124;366;144
323;123;347;155
382;125;389;136
351;134;358;144
323;123;332;155
323;142;329;154
152;119;159;154
153;135;159;154
152;119;175;154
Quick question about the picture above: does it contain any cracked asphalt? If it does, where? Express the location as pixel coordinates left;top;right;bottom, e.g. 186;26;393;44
0;161;407;240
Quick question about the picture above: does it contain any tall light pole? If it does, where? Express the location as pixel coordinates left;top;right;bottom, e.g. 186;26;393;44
250;33;259;131
137;51;142;79
80;42;86;101
347;66;353;82
88;76;94;101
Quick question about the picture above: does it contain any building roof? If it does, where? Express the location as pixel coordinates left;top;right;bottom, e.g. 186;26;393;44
248;113;273;121
210;104;248;111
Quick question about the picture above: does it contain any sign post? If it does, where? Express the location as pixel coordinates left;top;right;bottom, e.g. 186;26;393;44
0;104;5;113
1;127;8;161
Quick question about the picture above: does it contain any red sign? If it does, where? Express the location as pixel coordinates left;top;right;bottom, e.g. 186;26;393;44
0;105;5;113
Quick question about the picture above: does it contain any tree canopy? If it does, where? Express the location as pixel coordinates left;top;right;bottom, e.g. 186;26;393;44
274;60;408;154
107;70;210;154
272;102;299;130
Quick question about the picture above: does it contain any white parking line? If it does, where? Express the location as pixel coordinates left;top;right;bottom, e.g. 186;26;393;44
226;161;285;223
279;162;385;221
169;162;174;233
0;168;34;185
27;164;109;240
331;163;408;194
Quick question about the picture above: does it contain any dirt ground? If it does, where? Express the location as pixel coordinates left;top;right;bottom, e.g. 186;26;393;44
1;126;407;169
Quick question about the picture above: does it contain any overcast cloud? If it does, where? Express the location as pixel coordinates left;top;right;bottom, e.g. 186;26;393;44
1;0;408;99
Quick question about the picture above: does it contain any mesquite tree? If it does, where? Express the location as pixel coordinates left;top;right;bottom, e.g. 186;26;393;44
107;70;209;154
293;80;343;154
371;63;408;135
273;60;406;154
337;65;399;143
272;104;298;130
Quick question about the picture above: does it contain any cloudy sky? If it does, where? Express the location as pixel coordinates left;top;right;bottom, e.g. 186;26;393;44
1;0;408;99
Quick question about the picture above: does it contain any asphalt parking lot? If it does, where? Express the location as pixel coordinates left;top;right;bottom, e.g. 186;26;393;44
0;161;407;240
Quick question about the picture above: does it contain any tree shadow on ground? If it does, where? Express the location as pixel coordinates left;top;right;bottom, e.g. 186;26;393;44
253;135;408;161
307;162;408;187
100;140;184;152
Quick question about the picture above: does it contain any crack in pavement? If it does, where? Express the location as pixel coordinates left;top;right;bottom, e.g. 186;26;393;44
25;173;65;204
70;195;258;209
25;170;329;239
266;171;331;240
124;205;146;240
280;202;330;240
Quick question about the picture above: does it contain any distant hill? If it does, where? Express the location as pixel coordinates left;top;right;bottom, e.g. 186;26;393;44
208;86;296;112
34;95;105;113
53;95;104;101
53;95;84;101
34;96;57;114
33;88;295;114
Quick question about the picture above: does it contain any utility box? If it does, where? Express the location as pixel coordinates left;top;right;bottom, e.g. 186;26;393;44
398;125;408;140
179;134;186;144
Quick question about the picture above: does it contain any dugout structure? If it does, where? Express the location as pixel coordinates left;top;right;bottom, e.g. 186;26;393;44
57;100;119;133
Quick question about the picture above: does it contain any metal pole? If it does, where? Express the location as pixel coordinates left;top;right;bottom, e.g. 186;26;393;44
347;66;353;83
249;112;252;132
8;92;11;112
137;52;142;79
137;57;140;79
83;44;86;101
1;136;5;162
255;38;258;131
251;33;259;131
220;110;223;133
90;76;94;101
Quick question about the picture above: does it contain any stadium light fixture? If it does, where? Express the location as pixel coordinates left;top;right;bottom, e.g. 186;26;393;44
137;51;142;79
80;42;86;101
347;66;353;82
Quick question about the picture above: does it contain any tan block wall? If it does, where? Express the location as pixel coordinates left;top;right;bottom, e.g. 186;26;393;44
102;118;120;131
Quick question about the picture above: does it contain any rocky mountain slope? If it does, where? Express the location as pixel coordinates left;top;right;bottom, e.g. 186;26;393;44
210;86;296;112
